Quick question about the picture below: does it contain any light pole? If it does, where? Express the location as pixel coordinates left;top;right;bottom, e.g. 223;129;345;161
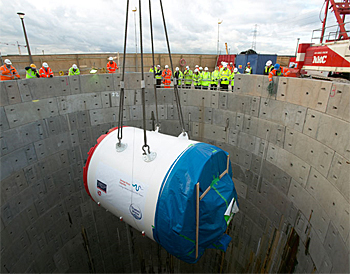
17;12;33;63
295;38;300;57
132;7;138;72
217;19;223;55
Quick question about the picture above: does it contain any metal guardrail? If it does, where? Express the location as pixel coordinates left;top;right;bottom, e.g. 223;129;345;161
311;22;350;43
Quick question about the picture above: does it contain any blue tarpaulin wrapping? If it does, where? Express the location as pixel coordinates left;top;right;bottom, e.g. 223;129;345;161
153;143;239;263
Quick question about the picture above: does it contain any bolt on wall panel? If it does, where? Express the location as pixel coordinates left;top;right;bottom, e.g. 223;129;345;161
326;83;350;122
4;98;59;128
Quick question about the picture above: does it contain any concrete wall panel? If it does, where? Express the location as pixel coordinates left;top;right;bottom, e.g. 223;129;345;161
324;222;349;273
58;93;102;115
326;83;350;122
327;152;350;203
288;179;330;242
304;109;350;160
4;80;22;105
267;143;310;187
306;168;349;243
4;98;59;128
284;128;335;177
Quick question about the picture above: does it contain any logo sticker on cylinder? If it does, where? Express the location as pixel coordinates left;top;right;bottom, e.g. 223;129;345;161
129;204;142;220
97;180;107;193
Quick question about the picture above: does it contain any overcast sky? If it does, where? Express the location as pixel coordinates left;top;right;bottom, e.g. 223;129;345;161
0;0;340;57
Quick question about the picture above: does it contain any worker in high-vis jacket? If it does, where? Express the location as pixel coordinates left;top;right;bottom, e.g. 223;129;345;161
211;66;220;90
39;62;54;78
268;64;290;82
68;64;80;76
231;68;240;88
0;59;20;81
174;67;183;87
183;65;193;89
244;62;252;74
193;69;201;89
264;60;274;75
201;67;211;89
228;62;234;73
107;57;119;73
162;65;172;88
220;64;231;91
25;64;40;79
155;65;162;88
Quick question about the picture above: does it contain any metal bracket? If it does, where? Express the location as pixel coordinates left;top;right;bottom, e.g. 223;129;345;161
120;81;125;89
116;142;127;152
142;151;157;162
141;80;145;89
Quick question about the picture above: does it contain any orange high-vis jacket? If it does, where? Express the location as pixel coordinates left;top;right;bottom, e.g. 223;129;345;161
107;61;119;73
268;66;290;82
0;65;20;81
39;67;54;78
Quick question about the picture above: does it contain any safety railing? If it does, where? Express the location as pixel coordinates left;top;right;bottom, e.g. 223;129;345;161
311;22;350;43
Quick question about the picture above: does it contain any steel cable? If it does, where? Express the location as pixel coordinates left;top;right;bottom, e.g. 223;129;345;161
148;0;160;128
159;0;186;133
139;0;150;154
117;0;130;145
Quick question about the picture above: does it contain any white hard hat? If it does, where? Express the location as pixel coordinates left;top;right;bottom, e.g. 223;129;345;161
204;67;208;71
72;64;77;69
223;63;227;68
194;68;199;72
175;67;179;71
199;66;203;70
108;57;113;61
4;59;12;65
165;65;169;68
234;68;238;73
230;62;233;64
43;62;49;68
186;65;189;69
266;60;272;66
157;65;160;68
221;61;224;65
195;65;199;68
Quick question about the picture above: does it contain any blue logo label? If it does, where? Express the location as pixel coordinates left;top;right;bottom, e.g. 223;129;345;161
129;204;142;220
132;184;142;192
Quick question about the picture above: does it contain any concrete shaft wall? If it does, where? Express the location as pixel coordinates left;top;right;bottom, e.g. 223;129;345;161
0;73;349;273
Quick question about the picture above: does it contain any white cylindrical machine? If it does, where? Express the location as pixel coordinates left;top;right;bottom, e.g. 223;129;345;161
83;127;239;263
84;127;197;238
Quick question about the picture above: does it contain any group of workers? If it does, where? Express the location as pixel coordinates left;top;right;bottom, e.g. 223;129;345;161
1;57;289;85
0;56;119;81
148;60;290;90
149;63;240;90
